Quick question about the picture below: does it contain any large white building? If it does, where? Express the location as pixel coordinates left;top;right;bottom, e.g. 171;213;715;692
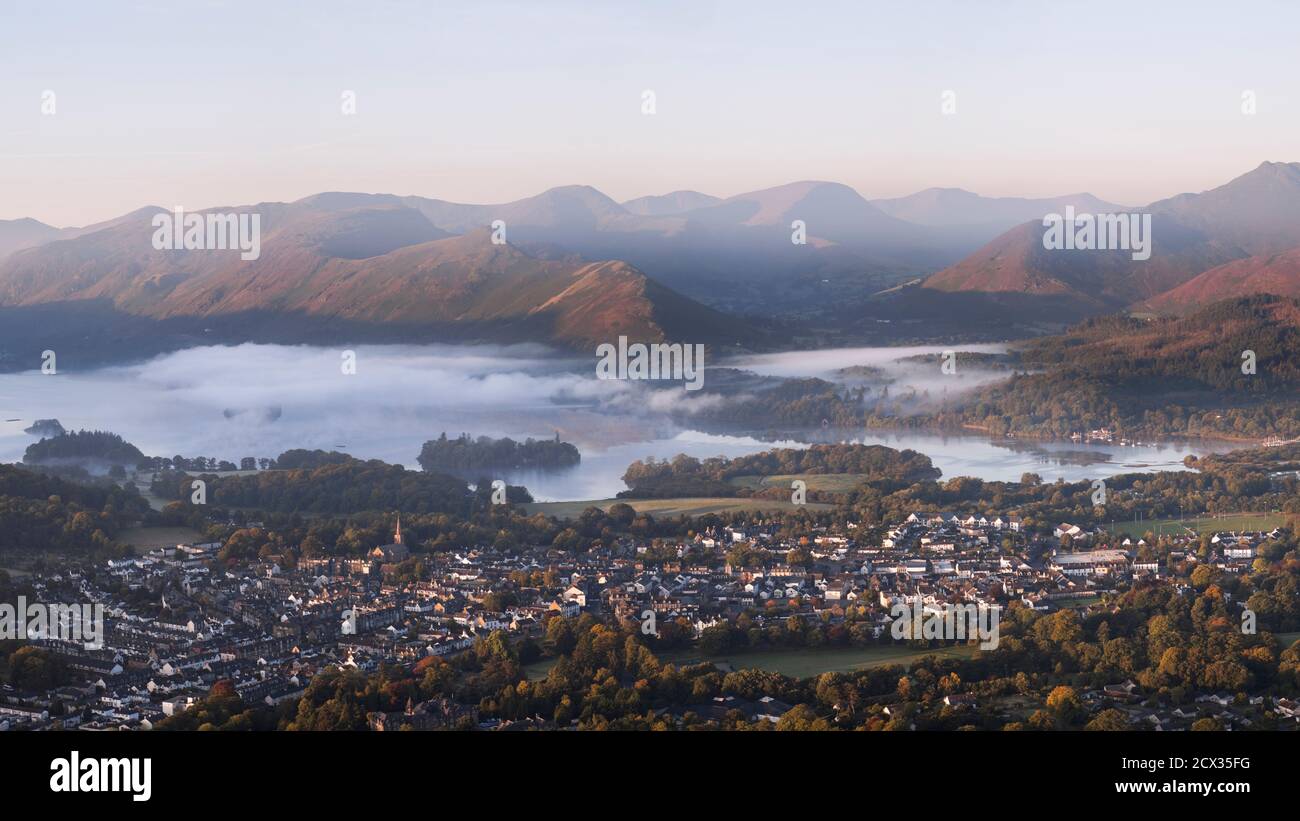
1049;549;1130;577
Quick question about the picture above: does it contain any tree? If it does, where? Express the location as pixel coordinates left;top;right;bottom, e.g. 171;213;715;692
1085;708;1129;731
1190;565;1216;589
7;646;68;691
775;704;830;731
544;616;576;655
1046;685;1081;724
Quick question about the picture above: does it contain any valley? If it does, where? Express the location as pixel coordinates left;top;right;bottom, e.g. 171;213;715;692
3;162;1298;368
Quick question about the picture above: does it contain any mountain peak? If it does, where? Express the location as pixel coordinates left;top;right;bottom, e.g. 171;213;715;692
1249;160;1300;183
621;190;720;216
531;185;623;209
1;217;56;229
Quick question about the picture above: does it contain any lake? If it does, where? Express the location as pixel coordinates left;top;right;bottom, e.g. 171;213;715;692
0;342;1244;501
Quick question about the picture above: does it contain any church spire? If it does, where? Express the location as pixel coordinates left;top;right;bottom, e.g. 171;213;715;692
394;513;402;545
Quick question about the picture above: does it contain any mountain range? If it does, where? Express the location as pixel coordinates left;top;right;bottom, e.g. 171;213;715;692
0;201;762;354
2;162;1298;359
918;161;1300;319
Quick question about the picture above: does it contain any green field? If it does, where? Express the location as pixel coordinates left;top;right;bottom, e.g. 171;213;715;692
1105;512;1285;539
728;473;867;494
523;643;979;681
663;644;980;678
523;657;561;681
522;496;835;519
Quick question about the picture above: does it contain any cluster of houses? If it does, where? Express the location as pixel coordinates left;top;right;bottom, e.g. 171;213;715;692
1079;680;1300;730
0;513;1287;731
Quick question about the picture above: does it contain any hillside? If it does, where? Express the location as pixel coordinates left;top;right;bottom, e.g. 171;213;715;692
0;183;968;334
0;218;61;261
0;202;761;353
7;165;1298;354
1147;161;1300;255
938;295;1300;438
918;162;1300;320
1145;247;1300;313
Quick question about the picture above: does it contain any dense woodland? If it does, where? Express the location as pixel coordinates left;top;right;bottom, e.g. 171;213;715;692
22;430;145;466
138;455;242;472
0;464;147;559
688;296;1300;441
934;296;1300;439
150;457;533;515
621;444;941;498
616;440;1297;535
417;433;580;473
271;449;351;470
687;376;869;430
1192;442;1300;473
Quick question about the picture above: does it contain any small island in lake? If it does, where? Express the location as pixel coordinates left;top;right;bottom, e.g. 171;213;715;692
417;432;580;473
24;418;66;437
23;429;145;466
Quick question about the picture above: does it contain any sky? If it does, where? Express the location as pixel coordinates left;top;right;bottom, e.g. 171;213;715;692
2;0;1297;226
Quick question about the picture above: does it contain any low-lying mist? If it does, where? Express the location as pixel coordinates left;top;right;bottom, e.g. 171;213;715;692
0;342;1232;500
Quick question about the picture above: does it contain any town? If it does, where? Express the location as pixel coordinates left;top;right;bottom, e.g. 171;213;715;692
4;505;1296;733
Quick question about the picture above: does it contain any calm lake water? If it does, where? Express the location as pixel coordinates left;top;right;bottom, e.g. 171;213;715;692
0;342;1244;501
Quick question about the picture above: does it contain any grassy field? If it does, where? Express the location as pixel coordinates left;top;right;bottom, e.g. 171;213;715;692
119;526;205;548
728;473;867;494
522;496;835;519
662;644;980;678
1057;595;1105;609
1105;512;1285;539
524;657;561;681
1277;632;1300;648
523;643;980;681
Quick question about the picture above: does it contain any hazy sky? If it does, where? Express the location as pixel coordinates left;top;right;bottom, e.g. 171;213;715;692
3;0;1297;225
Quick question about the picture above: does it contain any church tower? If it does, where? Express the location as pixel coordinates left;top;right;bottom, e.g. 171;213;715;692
394;514;402;546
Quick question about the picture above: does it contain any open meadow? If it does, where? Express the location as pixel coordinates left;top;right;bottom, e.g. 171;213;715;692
522;496;835;519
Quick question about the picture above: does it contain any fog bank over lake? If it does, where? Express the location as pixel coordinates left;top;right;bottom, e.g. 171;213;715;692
0;343;1243;501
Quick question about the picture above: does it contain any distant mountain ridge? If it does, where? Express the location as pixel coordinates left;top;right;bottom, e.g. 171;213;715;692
4;163;1296;353
6;179;1148;317
870;188;1127;230
0;218;61;260
621;190;721;216
918;162;1300;320
0;200;761;351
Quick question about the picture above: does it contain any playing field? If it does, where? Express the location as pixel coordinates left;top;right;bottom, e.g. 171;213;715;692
524;643;980;681
1105;512;1285;539
522;496;835;519
663;644;980;678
